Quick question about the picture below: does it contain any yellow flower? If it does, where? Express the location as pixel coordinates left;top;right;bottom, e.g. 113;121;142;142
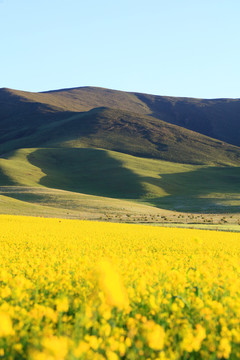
192;324;206;351
13;343;23;353
74;341;90;357
56;297;69;313
106;350;119;360
88;335;99;350
96;260;129;310
1;286;11;298
0;312;14;337
145;321;165;350
1;215;240;359
119;343;126;356
29;350;51;360
125;337;132;347
42;336;69;360
217;338;231;359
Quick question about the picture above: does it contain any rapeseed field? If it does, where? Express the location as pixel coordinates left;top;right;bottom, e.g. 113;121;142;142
0;215;240;359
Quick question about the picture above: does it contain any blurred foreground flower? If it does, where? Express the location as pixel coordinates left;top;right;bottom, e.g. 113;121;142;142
0;312;14;337
96;260;129;310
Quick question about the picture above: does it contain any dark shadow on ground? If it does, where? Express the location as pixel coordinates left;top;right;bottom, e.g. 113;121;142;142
142;166;240;213
0;168;16;186
27;148;146;199
0;147;232;213
146;196;240;214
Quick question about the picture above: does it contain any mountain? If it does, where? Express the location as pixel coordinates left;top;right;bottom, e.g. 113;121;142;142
0;87;240;165
0;86;239;216
1;86;240;145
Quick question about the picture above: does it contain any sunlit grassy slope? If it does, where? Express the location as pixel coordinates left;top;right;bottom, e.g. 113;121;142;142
1;147;240;214
0;86;240;217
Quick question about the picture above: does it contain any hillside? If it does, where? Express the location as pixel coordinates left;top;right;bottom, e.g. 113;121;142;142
0;88;240;165
0;147;240;215
1;86;240;150
0;86;239;217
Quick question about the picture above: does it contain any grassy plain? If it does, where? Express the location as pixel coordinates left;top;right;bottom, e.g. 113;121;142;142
0;148;239;223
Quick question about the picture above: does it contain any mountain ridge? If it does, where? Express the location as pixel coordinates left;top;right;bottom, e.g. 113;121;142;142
0;103;239;165
1;86;240;150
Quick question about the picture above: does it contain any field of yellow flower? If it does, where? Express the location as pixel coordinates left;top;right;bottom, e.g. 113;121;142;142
0;215;240;359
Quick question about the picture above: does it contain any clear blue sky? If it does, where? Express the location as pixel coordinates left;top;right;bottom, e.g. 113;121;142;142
1;0;240;98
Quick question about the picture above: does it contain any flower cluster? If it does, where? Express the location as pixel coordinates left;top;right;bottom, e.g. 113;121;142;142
0;215;240;359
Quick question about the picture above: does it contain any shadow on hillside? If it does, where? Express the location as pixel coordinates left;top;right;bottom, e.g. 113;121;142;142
27;148;146;199
0;168;16;186
1;146;239;213
143;166;240;213
27;148;240;213
147;196;240;214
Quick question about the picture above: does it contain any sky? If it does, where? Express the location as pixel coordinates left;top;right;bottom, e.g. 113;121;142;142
1;0;240;98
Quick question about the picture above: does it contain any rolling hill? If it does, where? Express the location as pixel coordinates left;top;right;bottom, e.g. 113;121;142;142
1;86;240;147
0;86;240;218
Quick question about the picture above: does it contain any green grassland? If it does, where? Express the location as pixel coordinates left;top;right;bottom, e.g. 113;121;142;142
163;223;240;232
0;186;168;220
1;147;239;217
0;86;240;224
